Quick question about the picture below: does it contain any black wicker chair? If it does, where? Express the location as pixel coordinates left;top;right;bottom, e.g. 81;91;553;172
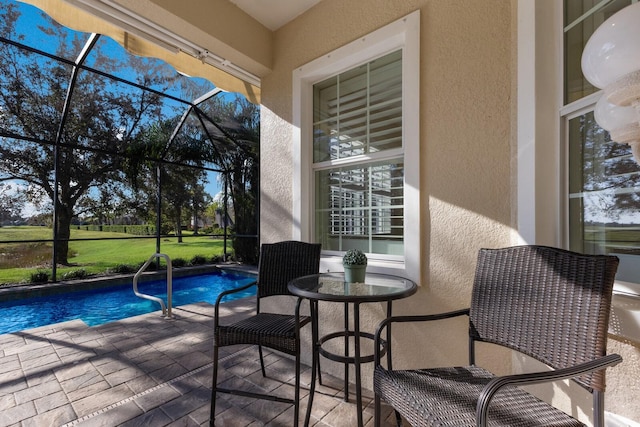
373;245;622;427
209;241;321;427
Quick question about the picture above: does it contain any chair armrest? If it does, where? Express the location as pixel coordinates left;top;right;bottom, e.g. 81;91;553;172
374;308;470;367
213;280;258;326
475;353;623;427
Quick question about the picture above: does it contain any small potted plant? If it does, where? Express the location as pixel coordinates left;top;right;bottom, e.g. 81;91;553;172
342;249;367;283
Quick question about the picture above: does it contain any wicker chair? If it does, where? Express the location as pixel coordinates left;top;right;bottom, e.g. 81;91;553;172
373;245;622;427
209;241;321;427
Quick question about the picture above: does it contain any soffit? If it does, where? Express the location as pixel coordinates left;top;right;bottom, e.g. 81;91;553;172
229;0;322;31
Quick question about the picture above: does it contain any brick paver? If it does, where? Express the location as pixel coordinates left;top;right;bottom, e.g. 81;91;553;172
0;298;400;426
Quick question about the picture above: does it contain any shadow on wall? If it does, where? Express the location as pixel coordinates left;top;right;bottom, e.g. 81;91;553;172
260;189;295;239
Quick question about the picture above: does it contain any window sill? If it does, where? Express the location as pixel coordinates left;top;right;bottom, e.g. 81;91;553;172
610;281;640;343
614;280;640;297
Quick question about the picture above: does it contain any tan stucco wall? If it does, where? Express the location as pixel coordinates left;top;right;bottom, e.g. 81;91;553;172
606;336;640;421
260;0;514;393
260;0;640;424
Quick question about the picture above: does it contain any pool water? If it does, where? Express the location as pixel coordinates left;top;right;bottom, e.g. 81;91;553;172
0;271;256;335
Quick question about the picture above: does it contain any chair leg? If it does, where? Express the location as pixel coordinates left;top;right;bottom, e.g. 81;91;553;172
593;390;605;427
258;345;267;377
210;342;219;426
294;349;301;427
375;394;402;427
311;301;323;386
304;327;318;427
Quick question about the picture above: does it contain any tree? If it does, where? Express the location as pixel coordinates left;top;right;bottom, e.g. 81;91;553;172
162;166;207;242
0;4;176;264
575;113;640;224
0;182;24;225
199;96;259;263
0;2;260;268
189;183;210;235
124;119;212;243
128;96;259;259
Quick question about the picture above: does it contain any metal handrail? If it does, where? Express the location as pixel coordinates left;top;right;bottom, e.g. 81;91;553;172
133;253;173;318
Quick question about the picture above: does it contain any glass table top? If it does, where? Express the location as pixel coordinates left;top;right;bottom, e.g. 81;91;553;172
288;272;417;302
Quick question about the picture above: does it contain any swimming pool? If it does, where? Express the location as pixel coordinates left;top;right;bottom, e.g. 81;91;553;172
0;270;256;335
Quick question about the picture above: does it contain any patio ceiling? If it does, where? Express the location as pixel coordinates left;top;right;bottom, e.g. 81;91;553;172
230;0;322;31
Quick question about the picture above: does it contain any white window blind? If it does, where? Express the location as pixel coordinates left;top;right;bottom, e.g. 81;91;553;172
313;50;404;255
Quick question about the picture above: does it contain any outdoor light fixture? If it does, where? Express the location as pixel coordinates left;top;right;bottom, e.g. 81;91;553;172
581;2;640;162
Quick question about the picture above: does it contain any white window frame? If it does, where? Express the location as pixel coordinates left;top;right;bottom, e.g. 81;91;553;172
518;0;640;296
512;12;640;427
292;11;420;282
560;2;640;297
518;0;640;351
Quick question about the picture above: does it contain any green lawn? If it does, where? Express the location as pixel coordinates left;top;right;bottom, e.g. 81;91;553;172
0;226;228;285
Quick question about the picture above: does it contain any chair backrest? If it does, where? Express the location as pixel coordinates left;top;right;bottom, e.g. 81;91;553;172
469;245;619;392
256;241;322;299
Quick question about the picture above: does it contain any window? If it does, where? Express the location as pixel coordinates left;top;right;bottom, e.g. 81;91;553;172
293;11;420;278
313;51;404;255
564;0;640;294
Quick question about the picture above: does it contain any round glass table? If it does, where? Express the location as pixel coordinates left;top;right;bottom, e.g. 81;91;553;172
288;272;417;427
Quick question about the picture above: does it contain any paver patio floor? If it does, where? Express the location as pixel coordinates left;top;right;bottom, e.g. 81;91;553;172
0;297;399;426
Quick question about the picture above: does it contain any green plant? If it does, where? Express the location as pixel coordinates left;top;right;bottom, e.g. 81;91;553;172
137;261;162;271
107;264;137;274
29;269;49;283
190;255;207;265
210;254;224;263
172;258;187;268
342;249;367;266
0;227;227;285
61;269;89;280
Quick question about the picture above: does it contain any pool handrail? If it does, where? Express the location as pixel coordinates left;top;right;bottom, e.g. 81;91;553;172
133;253;173;318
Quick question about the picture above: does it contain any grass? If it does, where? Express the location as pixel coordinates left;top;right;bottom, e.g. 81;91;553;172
0;226;229;285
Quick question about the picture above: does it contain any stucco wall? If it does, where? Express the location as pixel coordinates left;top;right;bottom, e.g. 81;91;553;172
260;0;640;424
260;0;513;395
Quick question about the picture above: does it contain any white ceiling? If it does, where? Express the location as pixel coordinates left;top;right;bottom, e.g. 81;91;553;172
229;0;322;31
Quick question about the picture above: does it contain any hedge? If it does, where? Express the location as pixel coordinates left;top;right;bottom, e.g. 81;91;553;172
75;224;156;235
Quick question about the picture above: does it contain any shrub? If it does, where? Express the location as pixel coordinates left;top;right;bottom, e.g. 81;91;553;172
172;258;187;268
190;255;207;265
81;224;156;235
107;264;137;274
29;270;49;283
61;269;89;280
210;254;224;263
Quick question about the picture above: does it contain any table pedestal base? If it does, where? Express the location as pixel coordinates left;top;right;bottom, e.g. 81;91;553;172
305;301;392;427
